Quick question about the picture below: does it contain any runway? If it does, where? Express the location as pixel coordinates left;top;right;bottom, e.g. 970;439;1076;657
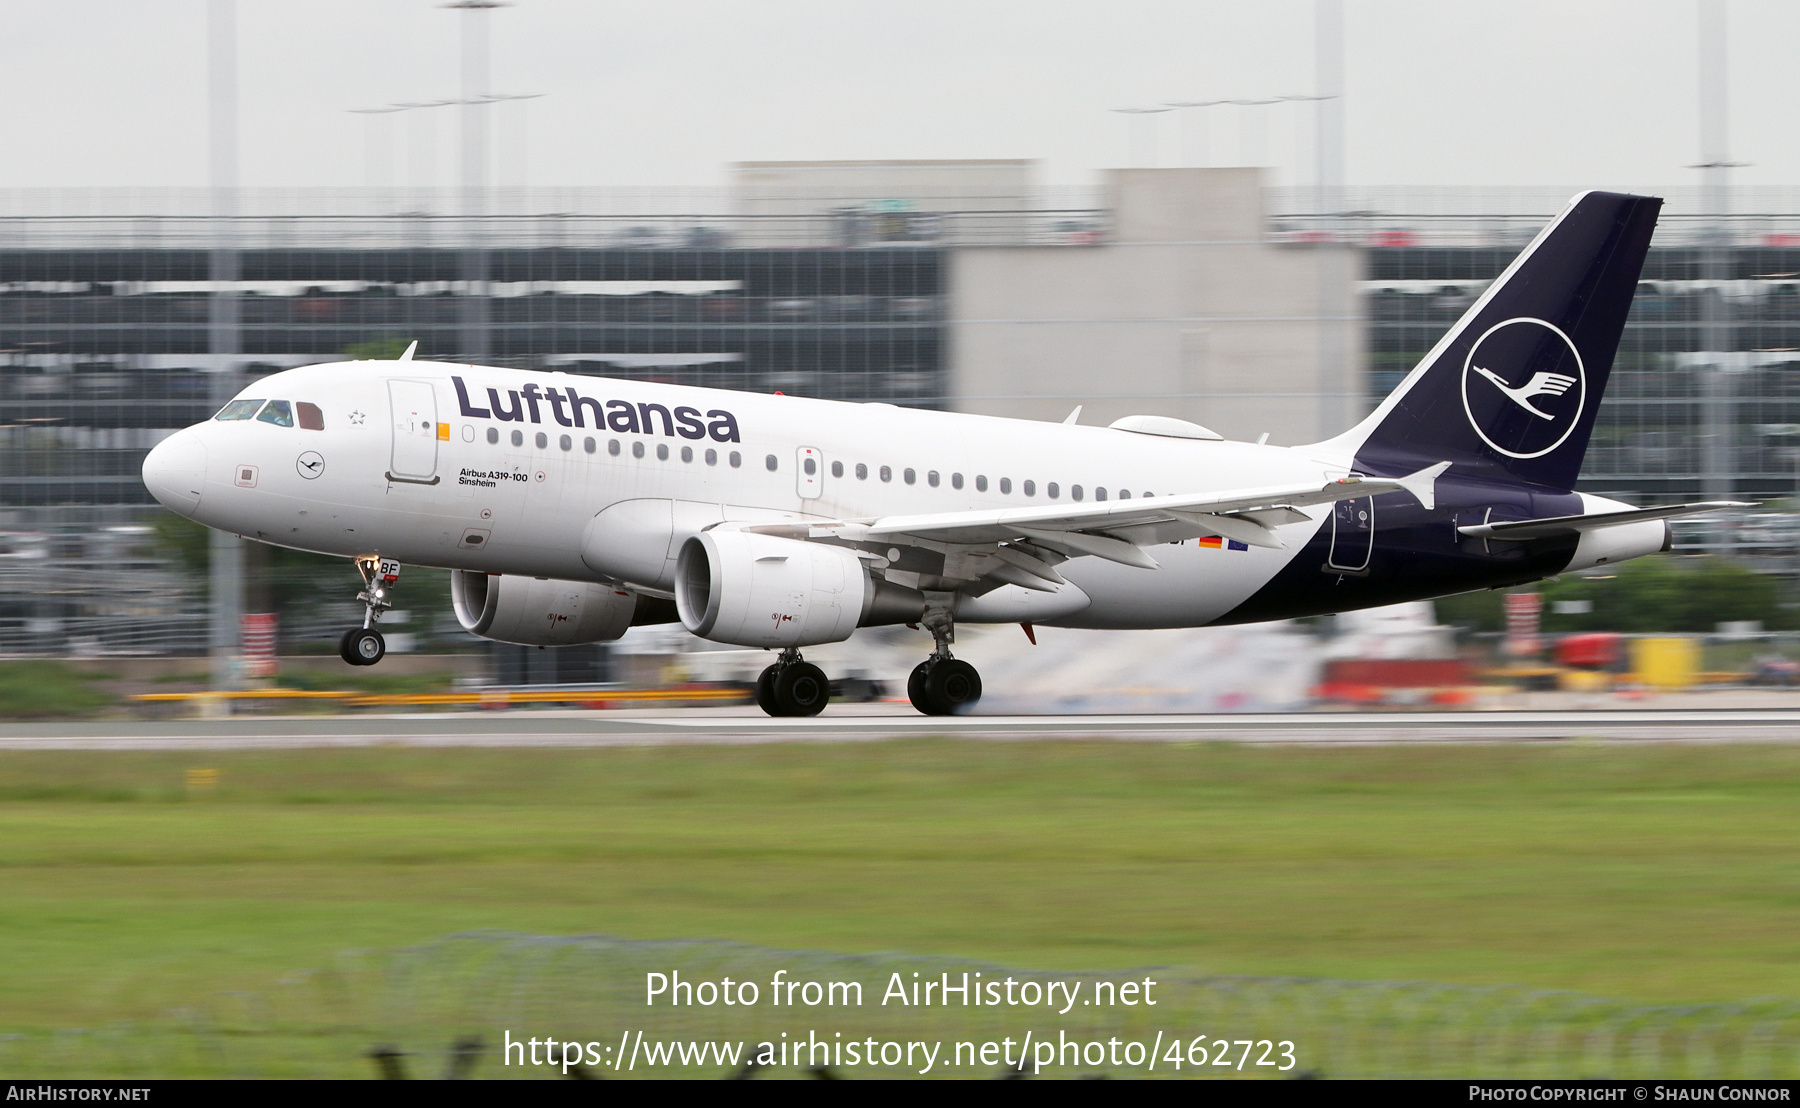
3;704;1800;750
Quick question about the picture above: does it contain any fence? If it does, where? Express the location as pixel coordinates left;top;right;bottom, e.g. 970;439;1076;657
0;209;1108;253
4;932;1798;1079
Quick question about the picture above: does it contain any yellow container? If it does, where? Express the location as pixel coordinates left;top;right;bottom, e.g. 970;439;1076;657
1631;637;1700;689
1559;669;1611;692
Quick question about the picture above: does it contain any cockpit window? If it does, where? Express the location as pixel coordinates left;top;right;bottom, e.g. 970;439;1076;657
296;401;324;430
215;399;264;421
256;400;295;427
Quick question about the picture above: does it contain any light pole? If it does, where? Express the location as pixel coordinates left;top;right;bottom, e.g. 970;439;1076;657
444;1;508;362
207;0;243;699
1109;107;1174;168
1159;96;1334;175
1694;0;1746;554
351;93;543;206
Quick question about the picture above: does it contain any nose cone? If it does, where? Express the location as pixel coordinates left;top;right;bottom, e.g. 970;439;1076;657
142;430;207;516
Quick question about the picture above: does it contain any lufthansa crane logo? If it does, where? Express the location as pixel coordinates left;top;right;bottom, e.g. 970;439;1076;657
1460;317;1586;460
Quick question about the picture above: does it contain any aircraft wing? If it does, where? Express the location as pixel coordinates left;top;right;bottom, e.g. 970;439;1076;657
741;463;1449;590
859;472;1422;547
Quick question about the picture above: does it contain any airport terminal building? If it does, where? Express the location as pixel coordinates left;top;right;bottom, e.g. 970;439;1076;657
2;163;1796;655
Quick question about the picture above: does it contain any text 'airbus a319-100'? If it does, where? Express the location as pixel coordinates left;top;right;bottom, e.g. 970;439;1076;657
141;191;1742;716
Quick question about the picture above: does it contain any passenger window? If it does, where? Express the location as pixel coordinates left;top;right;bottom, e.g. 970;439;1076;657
632;442;644;458
1118;489;1130;499
296;401;325;430
1022;480;1034;496
1047;482;1059;499
831;460;844;478
765;454;778;471
729;451;742;468
1095;487;1106;501
256;400;294;427
951;473;963;490
903;468;916;485
657;444;670;461
560;434;572;451
880;465;892;482
999;477;1011;494
705;448;717;466
608;439;620;455
511;430;524;447
927;470;939;487
856;463;868;480
973;475;985;492
1071;485;1083;501
215;399;264;421
584;437;596;454
804;457;817;475
536;432;549;449
487;427;499;444
681;446;693;463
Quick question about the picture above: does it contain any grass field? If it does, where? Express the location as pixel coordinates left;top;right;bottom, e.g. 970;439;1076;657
3;738;1800;1037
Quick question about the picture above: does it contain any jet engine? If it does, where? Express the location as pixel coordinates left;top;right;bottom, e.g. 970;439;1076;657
450;570;643;646
675;530;923;648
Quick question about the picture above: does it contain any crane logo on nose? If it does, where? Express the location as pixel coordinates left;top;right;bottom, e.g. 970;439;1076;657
1460;317;1587;460
296;451;325;480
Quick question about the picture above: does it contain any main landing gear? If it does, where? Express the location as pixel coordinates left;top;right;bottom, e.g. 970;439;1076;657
339;555;396;667
749;594;984;719
906;594;982;716
756;649;831;717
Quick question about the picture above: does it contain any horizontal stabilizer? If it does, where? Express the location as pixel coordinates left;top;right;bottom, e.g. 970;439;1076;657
1457;501;1753;541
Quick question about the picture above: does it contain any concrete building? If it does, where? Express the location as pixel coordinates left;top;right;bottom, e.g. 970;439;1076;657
948;168;1361;443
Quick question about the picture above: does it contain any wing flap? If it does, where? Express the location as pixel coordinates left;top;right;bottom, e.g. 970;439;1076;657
1014;525;1162;569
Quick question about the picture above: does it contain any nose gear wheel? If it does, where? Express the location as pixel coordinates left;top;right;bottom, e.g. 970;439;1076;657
340;556;396;666
340;627;386;667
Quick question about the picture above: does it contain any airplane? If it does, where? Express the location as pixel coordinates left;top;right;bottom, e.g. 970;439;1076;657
141;190;1746;717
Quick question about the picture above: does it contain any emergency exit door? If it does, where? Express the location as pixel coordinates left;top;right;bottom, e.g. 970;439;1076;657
796;446;823;499
388;379;441;484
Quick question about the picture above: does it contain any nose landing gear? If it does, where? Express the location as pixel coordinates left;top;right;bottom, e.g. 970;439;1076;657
755;649;830;717
339;556;397;667
907;591;982;716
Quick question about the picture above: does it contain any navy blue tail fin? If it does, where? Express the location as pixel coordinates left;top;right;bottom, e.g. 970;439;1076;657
1329;191;1662;491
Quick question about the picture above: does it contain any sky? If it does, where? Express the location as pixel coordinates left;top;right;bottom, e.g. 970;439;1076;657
0;0;1795;193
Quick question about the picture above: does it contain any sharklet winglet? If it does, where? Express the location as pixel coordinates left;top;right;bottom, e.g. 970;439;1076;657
1396;461;1451;511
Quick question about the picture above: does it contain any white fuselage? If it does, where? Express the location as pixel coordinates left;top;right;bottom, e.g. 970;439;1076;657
147;360;1354;630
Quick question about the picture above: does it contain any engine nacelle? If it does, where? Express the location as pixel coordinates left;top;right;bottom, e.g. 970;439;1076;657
451;570;639;646
1563;494;1675;574
677;530;909;648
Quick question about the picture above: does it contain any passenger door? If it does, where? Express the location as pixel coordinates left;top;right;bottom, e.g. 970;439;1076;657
388;379;441;484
